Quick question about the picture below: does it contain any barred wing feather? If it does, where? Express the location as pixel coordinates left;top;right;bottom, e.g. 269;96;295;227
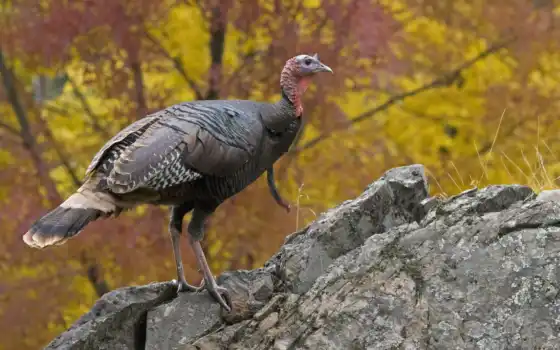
104;104;262;194
85;115;159;176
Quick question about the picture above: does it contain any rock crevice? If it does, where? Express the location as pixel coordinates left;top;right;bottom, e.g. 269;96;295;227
45;165;560;350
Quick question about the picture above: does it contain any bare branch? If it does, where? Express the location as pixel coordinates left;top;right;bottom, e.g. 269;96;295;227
0;49;62;204
0;120;19;136
144;30;204;100
43;103;76;116
0;52;30;140
66;75;110;138
222;49;263;90
292;38;515;154
36;113;82;188
80;251;110;297
0;123;24;149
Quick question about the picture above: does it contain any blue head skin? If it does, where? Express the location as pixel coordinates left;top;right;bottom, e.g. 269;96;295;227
293;53;333;76
280;53;333;116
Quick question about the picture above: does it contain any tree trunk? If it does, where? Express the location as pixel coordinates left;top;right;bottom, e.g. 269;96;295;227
130;60;147;119
0;50;62;205
1;50;111;298
206;5;228;100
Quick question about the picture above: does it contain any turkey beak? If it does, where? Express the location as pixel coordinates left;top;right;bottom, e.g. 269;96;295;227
315;62;333;74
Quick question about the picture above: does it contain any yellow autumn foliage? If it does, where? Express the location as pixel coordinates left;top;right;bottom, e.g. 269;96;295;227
0;0;559;348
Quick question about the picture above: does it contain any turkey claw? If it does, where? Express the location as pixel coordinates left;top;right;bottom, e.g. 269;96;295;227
195;278;206;291
205;281;232;312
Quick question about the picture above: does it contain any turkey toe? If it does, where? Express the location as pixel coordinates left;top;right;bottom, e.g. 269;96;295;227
175;279;203;293
205;283;232;312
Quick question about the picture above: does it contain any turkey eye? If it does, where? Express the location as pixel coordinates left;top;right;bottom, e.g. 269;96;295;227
304;58;312;65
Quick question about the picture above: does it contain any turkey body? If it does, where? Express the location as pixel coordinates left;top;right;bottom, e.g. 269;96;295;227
24;97;299;313
90;98;299;210
23;52;332;312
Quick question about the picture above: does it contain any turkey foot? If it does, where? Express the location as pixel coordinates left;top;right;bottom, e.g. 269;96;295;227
170;225;200;293
169;205;204;294
175;278;204;293
189;237;232;312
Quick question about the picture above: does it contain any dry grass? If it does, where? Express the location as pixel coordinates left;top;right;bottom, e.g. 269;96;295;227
292;109;558;228
442;109;558;196
294;183;317;231
477;110;558;193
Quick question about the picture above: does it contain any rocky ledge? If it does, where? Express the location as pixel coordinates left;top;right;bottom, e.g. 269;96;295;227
45;165;560;350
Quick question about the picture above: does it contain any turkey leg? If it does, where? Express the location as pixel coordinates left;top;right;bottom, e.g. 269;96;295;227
169;204;203;293
188;208;232;312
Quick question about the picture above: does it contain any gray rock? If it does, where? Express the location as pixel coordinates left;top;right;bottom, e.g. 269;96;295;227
146;293;221;350
46;165;560;350
218;269;275;323
536;189;560;202
45;282;176;350
145;268;275;349
272;164;429;294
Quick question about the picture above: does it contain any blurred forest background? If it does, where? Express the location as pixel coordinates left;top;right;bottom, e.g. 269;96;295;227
1;0;560;348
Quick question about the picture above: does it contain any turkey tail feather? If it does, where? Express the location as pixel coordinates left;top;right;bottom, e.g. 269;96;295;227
23;190;116;248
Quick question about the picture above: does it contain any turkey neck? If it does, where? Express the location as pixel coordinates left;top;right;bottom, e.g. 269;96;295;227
259;59;309;131
256;93;297;133
279;60;309;118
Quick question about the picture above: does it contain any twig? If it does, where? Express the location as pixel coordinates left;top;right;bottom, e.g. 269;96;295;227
36;113;82;188
477;108;506;181
66;75;110;138
0;49;62;204
292;38;515;154
80;251;110;297
501;151;529;180
474;142;488;181
144;30;204;100
0;120;19;136
477;117;527;155
535;146;553;188
43;103;79;116
295;183;304;231
450;161;465;187
424;167;446;195
222;49;263;90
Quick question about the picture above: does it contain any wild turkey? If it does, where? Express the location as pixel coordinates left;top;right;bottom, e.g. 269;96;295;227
22;53;332;311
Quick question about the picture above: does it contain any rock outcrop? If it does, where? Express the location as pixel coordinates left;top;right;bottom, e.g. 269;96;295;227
44;165;560;350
